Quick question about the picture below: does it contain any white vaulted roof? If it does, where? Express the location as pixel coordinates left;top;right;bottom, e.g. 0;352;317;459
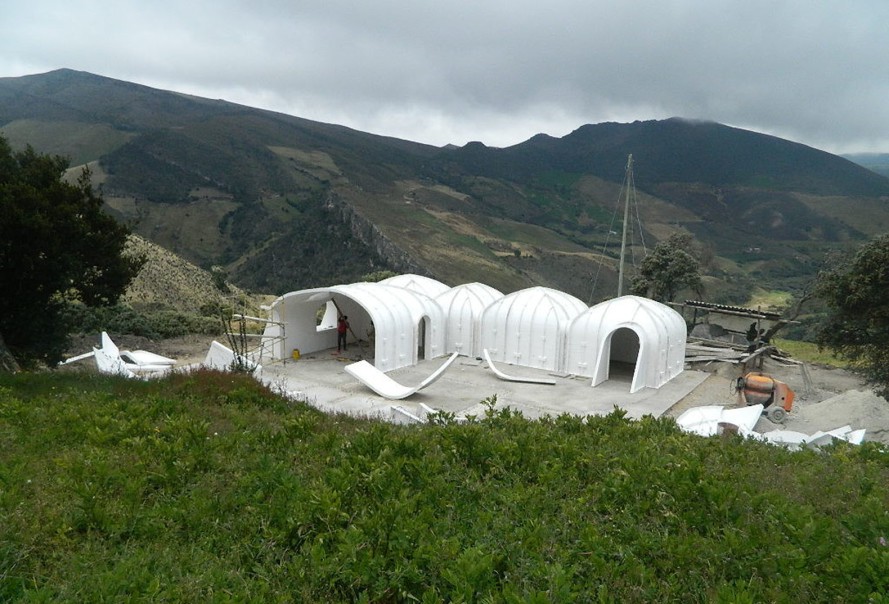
263;282;444;372
479;286;587;371
264;276;685;394
379;273;450;298
565;295;686;392
435;282;504;356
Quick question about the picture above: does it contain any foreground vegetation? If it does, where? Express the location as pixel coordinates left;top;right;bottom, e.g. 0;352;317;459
2;371;888;602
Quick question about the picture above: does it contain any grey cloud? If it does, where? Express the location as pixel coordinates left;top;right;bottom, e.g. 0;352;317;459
2;0;888;152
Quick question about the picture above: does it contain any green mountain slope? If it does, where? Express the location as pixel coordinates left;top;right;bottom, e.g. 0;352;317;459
3;69;889;303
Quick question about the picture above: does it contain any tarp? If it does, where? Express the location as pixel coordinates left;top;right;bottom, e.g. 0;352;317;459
676;405;868;449
675;404;763;436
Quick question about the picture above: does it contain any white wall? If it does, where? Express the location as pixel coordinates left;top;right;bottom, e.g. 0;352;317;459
262;283;446;372
479;287;587;372
565;295;686;393
436;282;504;356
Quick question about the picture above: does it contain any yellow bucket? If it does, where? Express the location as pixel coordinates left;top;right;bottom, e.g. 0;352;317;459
291;349;301;360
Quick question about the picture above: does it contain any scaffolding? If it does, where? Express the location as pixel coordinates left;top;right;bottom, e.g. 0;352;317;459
219;294;285;364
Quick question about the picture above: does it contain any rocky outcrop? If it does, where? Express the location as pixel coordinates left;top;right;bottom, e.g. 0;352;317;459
324;193;430;277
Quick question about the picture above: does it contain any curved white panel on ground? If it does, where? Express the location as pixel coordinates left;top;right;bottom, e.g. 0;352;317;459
119;350;176;366
95;332;136;377
479;286;587;372
566;295;686;393
94;346;136;378
345;352;460;400
483;349;556;385
203;340;262;374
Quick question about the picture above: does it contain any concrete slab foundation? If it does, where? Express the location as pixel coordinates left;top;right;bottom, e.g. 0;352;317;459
259;348;709;422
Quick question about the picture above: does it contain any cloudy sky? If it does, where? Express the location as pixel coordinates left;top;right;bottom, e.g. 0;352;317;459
2;1;888;153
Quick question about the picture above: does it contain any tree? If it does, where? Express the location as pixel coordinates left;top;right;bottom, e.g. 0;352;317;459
631;232;703;302
0;137;142;369
814;234;889;397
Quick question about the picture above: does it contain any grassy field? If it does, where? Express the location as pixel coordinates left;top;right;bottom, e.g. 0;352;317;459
773;338;850;368
2;370;888;602
1;119;133;166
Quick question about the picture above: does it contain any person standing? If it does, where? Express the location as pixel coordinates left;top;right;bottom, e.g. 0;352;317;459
337;315;349;352
745;322;758;353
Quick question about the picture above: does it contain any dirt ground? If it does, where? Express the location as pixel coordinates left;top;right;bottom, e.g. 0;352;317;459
65;333;889;444
666;355;889;445
66;333;218;367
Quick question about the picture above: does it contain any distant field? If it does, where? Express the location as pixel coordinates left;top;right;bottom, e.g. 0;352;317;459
773;338;848;368
796;193;889;238
0;119;133;166
745;289;793;311
106;195;239;263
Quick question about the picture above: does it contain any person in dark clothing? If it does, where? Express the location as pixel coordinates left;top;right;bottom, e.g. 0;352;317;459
337;315;349;352
745;322;758;343
745;322;758;353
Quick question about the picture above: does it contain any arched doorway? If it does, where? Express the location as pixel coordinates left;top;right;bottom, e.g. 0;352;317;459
417;317;427;360
607;327;641;387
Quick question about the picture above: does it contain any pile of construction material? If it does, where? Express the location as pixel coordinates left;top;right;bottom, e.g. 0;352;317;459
675;404;867;450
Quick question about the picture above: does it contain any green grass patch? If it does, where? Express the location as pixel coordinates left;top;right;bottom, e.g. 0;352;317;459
1;119;134;166
773;338;850;368
1;373;888;601
745;289;793;310
532;170;583;191
483;217;590;253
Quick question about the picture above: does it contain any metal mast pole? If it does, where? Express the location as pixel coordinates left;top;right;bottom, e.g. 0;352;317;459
617;153;633;297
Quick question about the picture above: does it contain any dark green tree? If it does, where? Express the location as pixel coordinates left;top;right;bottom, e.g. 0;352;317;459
631;232;703;302
0;137;142;369
814;234;889;397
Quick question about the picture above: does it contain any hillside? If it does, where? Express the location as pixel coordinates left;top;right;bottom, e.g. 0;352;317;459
845;152;889;179
3;69;889;303
121;235;245;313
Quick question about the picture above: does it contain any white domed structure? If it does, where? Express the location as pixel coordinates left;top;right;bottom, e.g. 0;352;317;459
479;286;587;372
261;275;686;395
435;282;504;356
565;295;686;393
379;273;450;298
262;282;444;372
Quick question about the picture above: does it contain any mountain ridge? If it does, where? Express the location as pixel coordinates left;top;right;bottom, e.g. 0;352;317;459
3;69;889;304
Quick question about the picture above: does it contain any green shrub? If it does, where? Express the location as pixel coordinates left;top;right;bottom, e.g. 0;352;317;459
65;303;223;339
2;371;888;601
